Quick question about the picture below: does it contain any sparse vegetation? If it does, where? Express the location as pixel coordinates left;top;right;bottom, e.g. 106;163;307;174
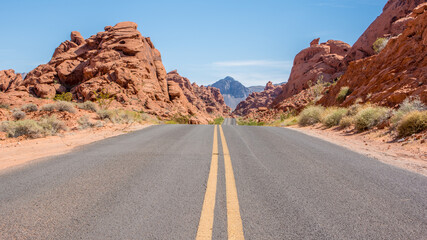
373;37;389;54
209;116;225;125
97;109;115;120
55;101;76;113
339;116;353;129
40;103;57;112
354;106;390;132
21;103;38;112
336;86;351;103
322;107;348;128
237;118;265;126
0;103;10;109
54;92;73;102
0;116;67;139
77;101;98;112
308;75;327;101
397;111;427;137
298;105;325;126
12;109;26;120
391;97;427;129
94;90;115;110
165;114;190;124
78;115;103;129
38;116;67;135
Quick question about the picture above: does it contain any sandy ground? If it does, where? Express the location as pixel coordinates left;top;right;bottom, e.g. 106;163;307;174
289;125;427;176
0;123;152;172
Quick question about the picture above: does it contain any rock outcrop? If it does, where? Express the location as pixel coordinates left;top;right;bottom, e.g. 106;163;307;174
319;5;427;107
166;70;230;123
0;70;23;92
233;81;282;116
272;39;350;106
2;22;230;123
344;0;426;64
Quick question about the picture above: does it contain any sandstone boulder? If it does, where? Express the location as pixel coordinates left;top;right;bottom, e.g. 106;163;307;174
0;69;23;92
272;39;350;105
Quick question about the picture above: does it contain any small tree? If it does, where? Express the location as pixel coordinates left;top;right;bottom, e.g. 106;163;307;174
94;90;115;110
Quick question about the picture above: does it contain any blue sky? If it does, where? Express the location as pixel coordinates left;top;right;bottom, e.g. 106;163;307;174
0;0;387;86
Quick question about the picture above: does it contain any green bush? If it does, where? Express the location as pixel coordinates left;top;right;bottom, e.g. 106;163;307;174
322;108;348;128
354;106;390;132
373;37;389;54
115;110;142;124
38;116;67;135
397;111;427;137
41;103;57;112
339;116;353;129
55;101;76;113
165;114;190;124
21;103;38;112
336;86;351;103
281;116;298;126
94;90;115;110
77;101;98;112
54;92;73;102
209;116;225;125
12;109;26;120
298;105;325;126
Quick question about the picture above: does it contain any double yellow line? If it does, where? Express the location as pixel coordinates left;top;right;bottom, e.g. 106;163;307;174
196;125;244;240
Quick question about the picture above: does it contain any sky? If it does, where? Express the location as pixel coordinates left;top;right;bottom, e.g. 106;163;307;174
0;0;387;87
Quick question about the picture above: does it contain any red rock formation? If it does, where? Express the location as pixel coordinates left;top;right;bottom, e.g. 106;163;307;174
345;0;426;64
233;81;282;116
273;88;314;113
319;5;427;107
165;70;230;123
2;22;230;123
272;39;350;106
0;70;23;92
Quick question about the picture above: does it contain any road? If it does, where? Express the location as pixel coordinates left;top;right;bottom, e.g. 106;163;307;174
0;121;426;239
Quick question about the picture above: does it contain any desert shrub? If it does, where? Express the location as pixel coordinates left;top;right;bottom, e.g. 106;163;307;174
237;118;265;126
97;109;115;120
94;90;115;110
77;115;97;129
77;101;98;112
391;97;427;129
322;108;348;128
298;105;325;126
54;92;73;102
354;106;391;132
38;116;67;135
336;86;351;103
396;111;427;137
281;116;298;126
308;75;327;101
209;116;224;125
55;101;76;113
40;103;56;112
339;116;353;129
0;103;10;109
0;120;44;138
165;114;190;124
373;37;389;54
12;109;26;120
21;103;38;112
115;110;142;124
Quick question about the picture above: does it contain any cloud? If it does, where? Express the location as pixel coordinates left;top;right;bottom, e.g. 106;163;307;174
212;60;293;68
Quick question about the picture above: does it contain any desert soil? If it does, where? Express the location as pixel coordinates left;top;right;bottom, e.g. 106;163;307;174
0;123;151;171
289;125;427;176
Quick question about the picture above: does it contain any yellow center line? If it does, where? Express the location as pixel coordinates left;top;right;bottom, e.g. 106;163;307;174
196;125;219;240
219;125;245;240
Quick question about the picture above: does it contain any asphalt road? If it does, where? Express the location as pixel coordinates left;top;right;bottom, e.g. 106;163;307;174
0;122;426;239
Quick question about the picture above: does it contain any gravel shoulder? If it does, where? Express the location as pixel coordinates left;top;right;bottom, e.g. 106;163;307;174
288;125;427;176
0;123;152;172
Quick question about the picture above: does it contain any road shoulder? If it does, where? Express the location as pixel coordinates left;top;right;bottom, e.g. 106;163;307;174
287;125;427;176
0;123;152;172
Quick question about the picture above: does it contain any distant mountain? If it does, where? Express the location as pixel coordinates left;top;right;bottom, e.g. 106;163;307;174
210;76;268;110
